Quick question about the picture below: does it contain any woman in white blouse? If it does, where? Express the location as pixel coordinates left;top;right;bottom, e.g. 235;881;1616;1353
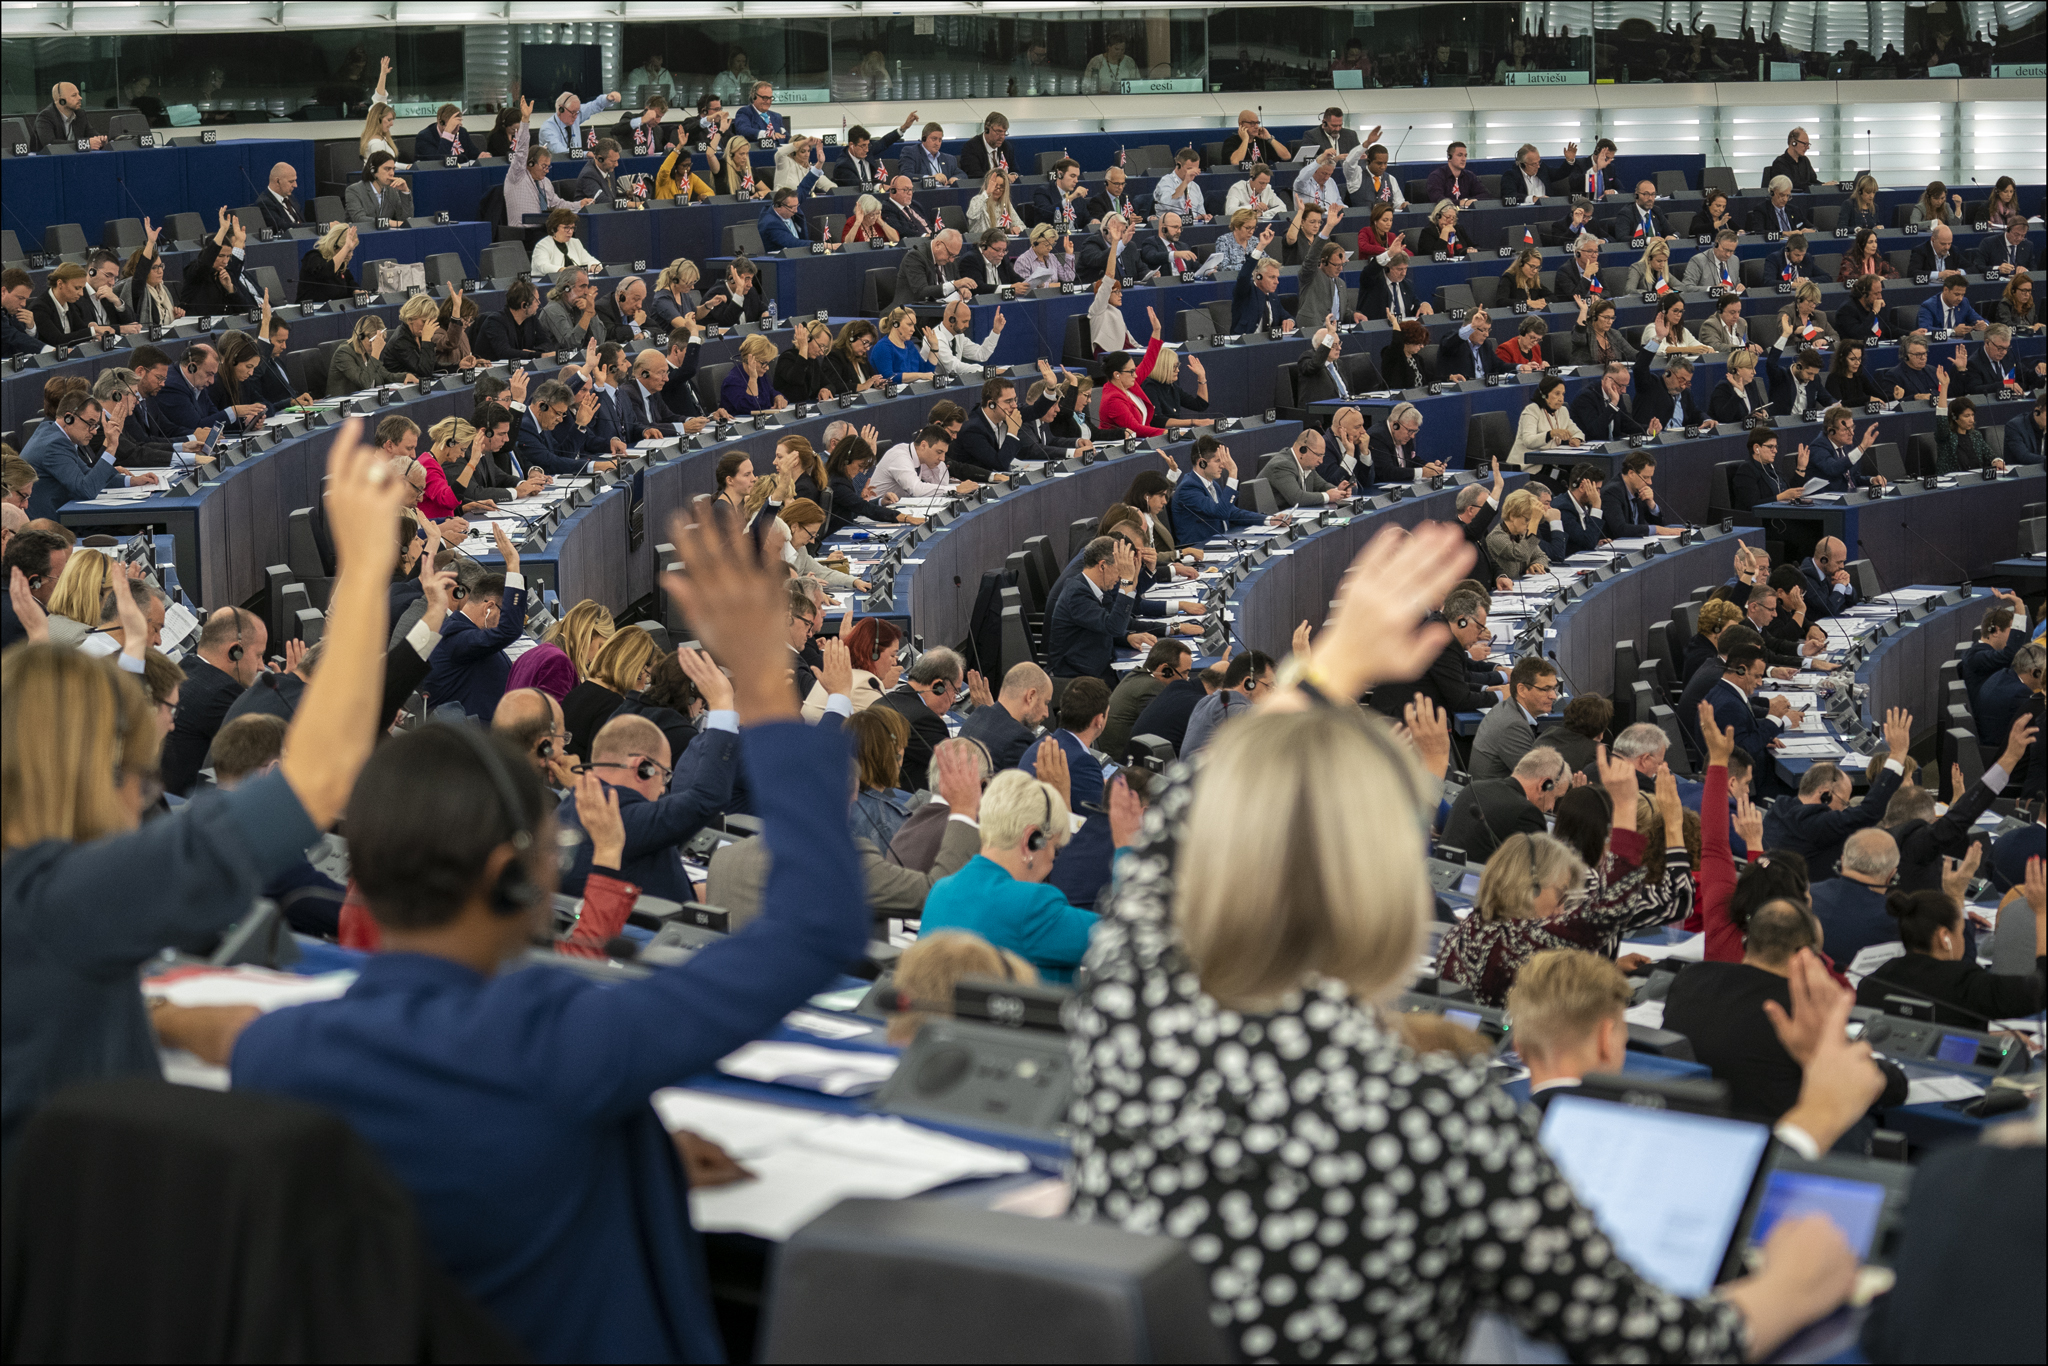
530;208;602;275
773;138;837;195
1507;374;1586;466
1640;295;1715;355
965;169;1021;238
356;99;409;172
1087;224;1136;354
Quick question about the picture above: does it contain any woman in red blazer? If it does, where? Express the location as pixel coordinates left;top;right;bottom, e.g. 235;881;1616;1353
1494;314;1549;368
1098;313;1167;439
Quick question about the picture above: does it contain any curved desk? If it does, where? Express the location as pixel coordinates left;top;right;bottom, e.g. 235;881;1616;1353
1227;472;1527;658
889;419;1302;650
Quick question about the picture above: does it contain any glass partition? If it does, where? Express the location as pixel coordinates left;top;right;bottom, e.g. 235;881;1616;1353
1;4;2043;122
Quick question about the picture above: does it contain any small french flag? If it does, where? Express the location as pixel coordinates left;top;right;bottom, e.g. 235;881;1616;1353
1523;226;1536;245
1654;276;1672;296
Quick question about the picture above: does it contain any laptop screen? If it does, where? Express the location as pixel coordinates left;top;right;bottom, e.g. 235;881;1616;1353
1539;1094;1770;1296
1747;1169;1887;1259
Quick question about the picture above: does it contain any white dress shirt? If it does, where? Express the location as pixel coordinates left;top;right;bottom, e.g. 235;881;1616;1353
867;442;950;499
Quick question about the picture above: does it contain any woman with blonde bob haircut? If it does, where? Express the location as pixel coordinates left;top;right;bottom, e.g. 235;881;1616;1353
561;626;662;759
1065;521;1861;1364
42;547;119;645
885;931;1037;1045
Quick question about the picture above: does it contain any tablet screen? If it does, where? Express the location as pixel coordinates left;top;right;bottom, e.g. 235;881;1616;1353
1539;1095;1771;1296
1442;1008;1482;1032
1747;1170;1887;1259
1935;1033;1979;1066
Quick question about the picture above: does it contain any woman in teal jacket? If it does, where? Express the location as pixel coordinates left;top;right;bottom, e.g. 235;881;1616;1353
919;747;1139;982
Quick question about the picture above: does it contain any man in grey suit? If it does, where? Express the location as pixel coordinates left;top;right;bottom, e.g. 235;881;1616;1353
1469;655;1561;780
1293;240;1365;331
708;737;984;927
1261;429;1353;508
895;229;975;306
1681;229;1745;293
344;152;415;228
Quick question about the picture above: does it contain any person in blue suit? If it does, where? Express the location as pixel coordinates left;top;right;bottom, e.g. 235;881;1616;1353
1809;830;1904;967
21;392;160;519
729;81;786;143
1806;407;1881;492
1043;538;1140;684
420;525;527;719
1962;602;2023;710
757;187;811;251
1170;437;1271;544
234;515;866;1365
1018;680;1118;911
1230;243;1293;333
154;344;237;435
1915;274;1985;335
1032;159;1090;232
1706;641;1785;794
2003;399;2044;465
1760;712;1908;878
557;700;738;905
1975;642;2045;760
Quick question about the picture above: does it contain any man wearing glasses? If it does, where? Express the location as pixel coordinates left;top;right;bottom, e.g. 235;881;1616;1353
22;392;158;521
1469;657;1562;781
1765;126;1835;192
731;80;787;144
556;664;741;903
513;379;620;477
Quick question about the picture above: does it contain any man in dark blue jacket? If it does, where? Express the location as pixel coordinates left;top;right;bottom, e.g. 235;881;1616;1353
1631;352;1710;432
1760;709;1909;878
957;662;1051;771
2;269;38;356
1032;160;1089;232
1020;677;1115;908
1963;604;2022;709
421;529;527;718
515;380;617;476
1556;464;1609;553
619;335;711;434
231;526;866;1363
1230;249;1293;334
557;708;739;904
1975;642;2046;758
1170;437;1270;544
1600;452;1674;539
757;188;811;252
1705;642;1787;794
1044;537;1143;683
1809;829;1904;971
155;344;236;435
1568;362;1652;442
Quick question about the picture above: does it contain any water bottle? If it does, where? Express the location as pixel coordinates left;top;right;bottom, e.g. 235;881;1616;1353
764;298;779;329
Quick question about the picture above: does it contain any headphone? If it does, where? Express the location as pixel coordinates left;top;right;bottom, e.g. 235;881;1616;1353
1026;784;1053;854
1538;774;1558;793
580;756;666;783
226;610;245;665
439;723;539;917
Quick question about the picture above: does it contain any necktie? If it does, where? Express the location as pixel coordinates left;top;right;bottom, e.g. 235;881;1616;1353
1327;363;1349;398
1944;304;1954;329
1391;284;1406;318
1777;205;1789;231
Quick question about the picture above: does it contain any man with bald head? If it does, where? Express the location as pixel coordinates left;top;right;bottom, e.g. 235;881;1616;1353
161;606;268;796
31;82;105;153
492;687;572;794
555;704;740;903
896;227;974;304
958;662;1053;771
258;162;305;235
1799;535;1858;618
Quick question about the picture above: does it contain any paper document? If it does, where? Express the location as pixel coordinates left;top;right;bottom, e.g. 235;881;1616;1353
1905;1075;1984;1106
1619;933;1705;963
652;1090;1030;1239
716;1040;899;1096
1625;1001;1666;1030
144;965;357;1011
1799;477;1829;496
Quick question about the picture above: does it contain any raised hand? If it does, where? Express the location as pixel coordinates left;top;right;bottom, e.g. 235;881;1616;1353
1032;735;1072;816
1107;773;1144;850
1733;786;1764;852
2001;712;2039;771
1595;742;1637;798
1402;697;1452;780
817;635;853;701
574;769;626;871
490;519;520;573
661;501;800;722
1305;523;1476;702
1880;706;1912;762
8;567;48;643
1940;842;1983;911
935;741;984;822
676;644;736;712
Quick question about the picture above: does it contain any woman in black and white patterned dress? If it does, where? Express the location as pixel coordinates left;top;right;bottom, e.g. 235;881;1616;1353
1064;523;1859;1365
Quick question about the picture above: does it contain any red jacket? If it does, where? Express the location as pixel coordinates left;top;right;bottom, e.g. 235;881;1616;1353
416;455;462;521
1689;762;1850;986
1495;335;1545;368
1097;336;1164;438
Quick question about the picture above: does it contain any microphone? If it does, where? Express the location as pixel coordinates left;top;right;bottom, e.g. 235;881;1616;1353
1389;124;1414;164
1892;511;1974;588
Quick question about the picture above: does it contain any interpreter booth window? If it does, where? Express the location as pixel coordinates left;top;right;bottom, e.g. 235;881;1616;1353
821;12;1208;101
619;20;834;113
0;29;465;126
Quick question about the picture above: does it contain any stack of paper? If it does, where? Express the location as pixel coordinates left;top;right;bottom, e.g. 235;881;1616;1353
651;1090;1031;1240
1904;1074;1984;1106
716;1040;899;1096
